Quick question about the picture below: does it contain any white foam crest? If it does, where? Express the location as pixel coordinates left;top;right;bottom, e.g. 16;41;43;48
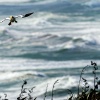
66;0;89;4
57;33;100;50
0;0;30;3
20;20;100;38
71;32;100;48
33;0;57;4
14;12;68;28
0;70;45;82
62;41;75;49
85;0;100;6
0;58;100;71
0;72;23;81
0;26;8;32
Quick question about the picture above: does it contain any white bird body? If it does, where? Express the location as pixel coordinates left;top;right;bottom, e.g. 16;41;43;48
0;12;33;25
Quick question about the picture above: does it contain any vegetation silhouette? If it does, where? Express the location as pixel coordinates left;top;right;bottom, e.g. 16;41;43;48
0;61;100;100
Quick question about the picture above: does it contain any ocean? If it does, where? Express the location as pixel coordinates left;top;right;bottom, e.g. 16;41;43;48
0;0;100;100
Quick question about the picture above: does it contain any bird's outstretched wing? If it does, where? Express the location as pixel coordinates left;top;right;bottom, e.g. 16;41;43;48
15;12;34;18
0;18;10;23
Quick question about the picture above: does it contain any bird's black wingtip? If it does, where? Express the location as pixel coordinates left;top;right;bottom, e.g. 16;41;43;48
23;12;34;18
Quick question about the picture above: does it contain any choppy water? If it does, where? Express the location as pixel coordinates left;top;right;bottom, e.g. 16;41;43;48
0;0;100;100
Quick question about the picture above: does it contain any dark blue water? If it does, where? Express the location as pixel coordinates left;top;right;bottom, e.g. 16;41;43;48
0;0;100;99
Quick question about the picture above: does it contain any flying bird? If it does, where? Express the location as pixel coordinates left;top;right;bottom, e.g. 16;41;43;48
0;12;34;25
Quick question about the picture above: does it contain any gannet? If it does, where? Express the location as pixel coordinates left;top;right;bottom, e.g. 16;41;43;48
0;12;34;25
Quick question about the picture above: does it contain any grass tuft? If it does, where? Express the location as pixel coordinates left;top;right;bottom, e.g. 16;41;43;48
0;61;100;100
